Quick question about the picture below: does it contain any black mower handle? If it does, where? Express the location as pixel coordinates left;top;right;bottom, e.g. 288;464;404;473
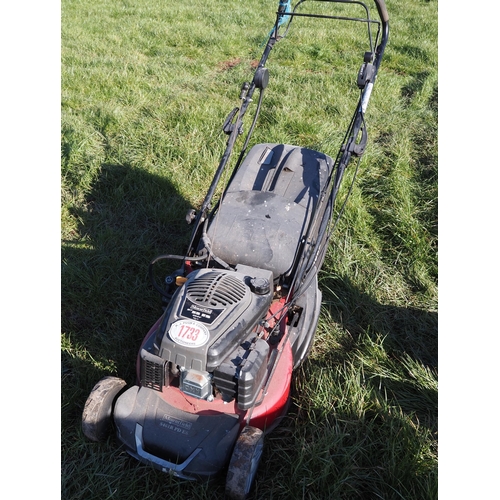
294;0;388;23
316;0;389;24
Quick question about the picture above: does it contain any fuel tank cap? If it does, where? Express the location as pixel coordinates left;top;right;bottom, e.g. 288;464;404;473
249;277;271;295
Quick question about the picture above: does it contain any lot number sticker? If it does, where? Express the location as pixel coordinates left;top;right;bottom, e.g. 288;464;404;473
169;320;210;348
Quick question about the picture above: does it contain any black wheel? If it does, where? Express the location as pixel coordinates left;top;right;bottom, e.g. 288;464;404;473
82;376;126;442
225;426;264;500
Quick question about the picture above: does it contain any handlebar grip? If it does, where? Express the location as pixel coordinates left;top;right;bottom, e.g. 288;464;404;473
374;0;389;24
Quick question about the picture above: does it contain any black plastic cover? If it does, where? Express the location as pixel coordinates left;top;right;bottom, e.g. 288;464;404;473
207;143;333;279
237;338;270;410
114;385;240;479
212;337;270;409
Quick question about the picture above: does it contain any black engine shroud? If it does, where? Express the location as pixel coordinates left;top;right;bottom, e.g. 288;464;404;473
139;264;274;409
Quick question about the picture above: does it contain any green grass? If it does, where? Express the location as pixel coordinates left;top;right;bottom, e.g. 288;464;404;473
61;0;438;498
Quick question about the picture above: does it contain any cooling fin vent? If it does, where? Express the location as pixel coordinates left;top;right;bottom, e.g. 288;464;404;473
140;349;165;391
187;271;246;307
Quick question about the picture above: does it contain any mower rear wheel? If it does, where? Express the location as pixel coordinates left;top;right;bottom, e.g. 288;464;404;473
82;376;126;442
225;426;264;500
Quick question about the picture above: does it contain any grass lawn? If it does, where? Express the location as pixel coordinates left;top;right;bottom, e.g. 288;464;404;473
61;0;438;498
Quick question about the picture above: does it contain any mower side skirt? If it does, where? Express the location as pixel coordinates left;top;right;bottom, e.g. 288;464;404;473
289;272;322;369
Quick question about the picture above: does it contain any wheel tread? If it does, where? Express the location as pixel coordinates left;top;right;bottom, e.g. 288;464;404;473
81;376;126;442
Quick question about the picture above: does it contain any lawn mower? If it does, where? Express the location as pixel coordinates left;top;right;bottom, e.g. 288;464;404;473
82;1;389;498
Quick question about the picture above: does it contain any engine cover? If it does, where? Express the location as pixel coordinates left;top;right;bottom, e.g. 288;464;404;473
154;265;273;374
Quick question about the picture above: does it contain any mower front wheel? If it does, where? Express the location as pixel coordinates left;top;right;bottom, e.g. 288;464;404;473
82;376;126;442
225;426;264;500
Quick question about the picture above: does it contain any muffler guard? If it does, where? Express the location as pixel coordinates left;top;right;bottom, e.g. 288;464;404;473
114;385;240;479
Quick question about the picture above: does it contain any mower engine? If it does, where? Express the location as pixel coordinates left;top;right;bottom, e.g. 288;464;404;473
140;264;275;409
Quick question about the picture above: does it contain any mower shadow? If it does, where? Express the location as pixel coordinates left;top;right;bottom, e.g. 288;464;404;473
318;273;437;368
62;162;194;400
61;163;235;498
299;272;438;435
